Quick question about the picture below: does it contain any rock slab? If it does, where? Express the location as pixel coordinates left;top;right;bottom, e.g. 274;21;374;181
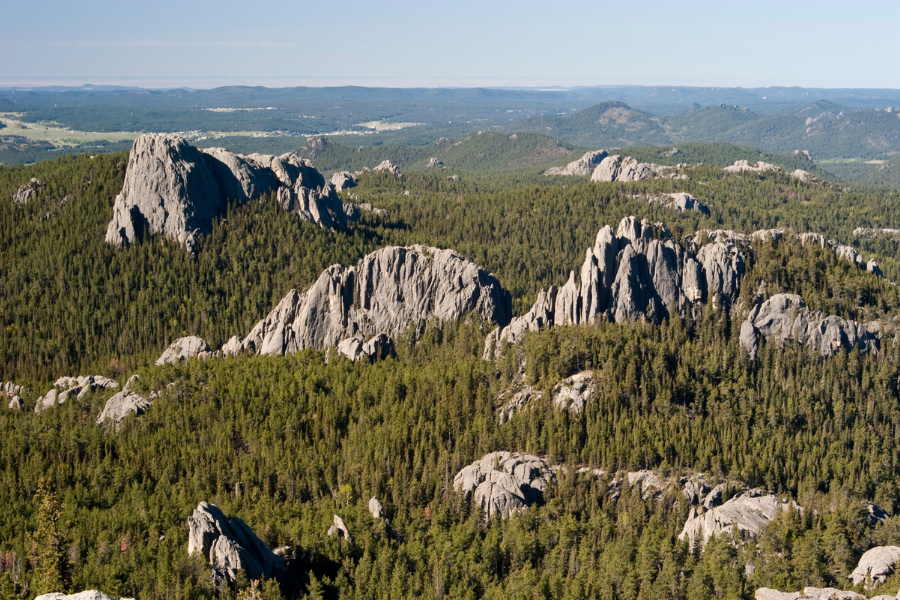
453;451;555;520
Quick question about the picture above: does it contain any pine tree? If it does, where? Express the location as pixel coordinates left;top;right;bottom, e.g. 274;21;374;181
31;479;68;596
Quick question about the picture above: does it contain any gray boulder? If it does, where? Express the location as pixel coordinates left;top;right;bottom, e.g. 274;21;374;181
544;150;608;176
97;375;155;427
552;371;594;413
850;546;900;588
331;171;358;192
156;336;210;365
2;381;25;410
369;497;385;519
724;160;781;174
337;333;394;362
327;514;352;542
648;192;710;215
106;134;360;253
187;501;285;583
453;451;555;520
235;245;509;357
426;157;443;168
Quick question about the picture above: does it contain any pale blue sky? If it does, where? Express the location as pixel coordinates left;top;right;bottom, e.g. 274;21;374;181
2;0;899;88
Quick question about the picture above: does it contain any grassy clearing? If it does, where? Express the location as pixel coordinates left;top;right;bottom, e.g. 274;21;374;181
0;113;139;146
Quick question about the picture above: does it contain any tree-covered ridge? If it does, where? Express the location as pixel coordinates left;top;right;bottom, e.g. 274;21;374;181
2;150;900;384
2;313;900;600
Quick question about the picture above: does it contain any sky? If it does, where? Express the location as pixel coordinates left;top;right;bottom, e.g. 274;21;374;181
2;0;899;89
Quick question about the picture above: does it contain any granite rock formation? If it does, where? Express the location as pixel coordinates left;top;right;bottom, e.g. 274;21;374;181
187;501;285;583
591;156;687;182
544;150;609;176
755;589;869;600
327;515;352;543
373;160;402;178
35;375;119;413
646;192;710;215
105;134;360;253
849;546;900;588
551;371;595;413
453;451;555;520
679;488;800;549
97;375;155;427
228;245;509;357
337;333;395;362
739;293;879;359
331;171;357;192
724;160;781;174
12;178;44;204
2;381;25;410
426;157;443;168
485;217;745;358
35;591;121;600
156;336;210;365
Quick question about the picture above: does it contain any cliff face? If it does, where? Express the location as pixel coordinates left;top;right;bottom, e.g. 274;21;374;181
224;244;511;357
105;134;359;253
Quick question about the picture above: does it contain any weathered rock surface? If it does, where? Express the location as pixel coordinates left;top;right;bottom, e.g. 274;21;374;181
35;376;119;413
791;169;811;183
453;451;556;520
369;497;385;519
426;157;443;168
373;160;402;178
35;591;119;600
485;217;745;358
497;386;543;424
544;150;608;176
96;375;155;427
156;336;210;365
105;134;360;253
552;371;594;413
12;177;44;204
232;245;509;357
337;333;395;362
187;501;285;583
646;192;710;215
591;155;687;182
327;514;352;543
740;293;879;359
679;488;800;549
724;160;781;174
755;588;867;600
853;228;900;239
850;546;900;588
331;171;357;192
2;381;25;410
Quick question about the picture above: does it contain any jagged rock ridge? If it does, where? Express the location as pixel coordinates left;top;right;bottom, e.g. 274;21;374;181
544;150;609;176
187;501;285;583
156;336;210;365
97;375;155;428
35;375;119;414
591;155;687;182
225;245;510;357
485;216;746;358
105;134;362;253
679;488;801;549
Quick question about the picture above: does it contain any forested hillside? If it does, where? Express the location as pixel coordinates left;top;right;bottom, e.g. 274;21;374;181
3;143;900;600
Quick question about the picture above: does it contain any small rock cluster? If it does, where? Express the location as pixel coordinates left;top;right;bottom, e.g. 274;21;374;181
35;375;119;414
645;192;710;215
155;336;210;365
12;178;44;204
96;375;155;428
2;381;25;410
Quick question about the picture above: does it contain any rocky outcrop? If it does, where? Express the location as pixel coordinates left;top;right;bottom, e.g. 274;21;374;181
373;160;402;178
336;333;394;362
485;217;745;358
853;228;900;238
551;371;594;413
497;386;542;424
187;501;285;583
679;488;800;549
331;171;357;192
35;591;121;600
850;546;900;588
544;150;609;176
755;589;869;600
591;156;687;182
156;336;210;365
724;160;781;174
35;376;119;414
106;134;360;253
453;452;555;520
646;192;710;215
739;293;879;359
12;178;44;204
2;381;25;410
369;497;385;519
230;245;509;357
426;157;443;168
327;515;352;543
791;169;811;183
97;375;155;427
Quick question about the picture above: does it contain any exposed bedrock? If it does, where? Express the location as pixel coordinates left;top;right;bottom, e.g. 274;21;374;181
453;452;556;520
227;244;510;357
105;134;360;253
